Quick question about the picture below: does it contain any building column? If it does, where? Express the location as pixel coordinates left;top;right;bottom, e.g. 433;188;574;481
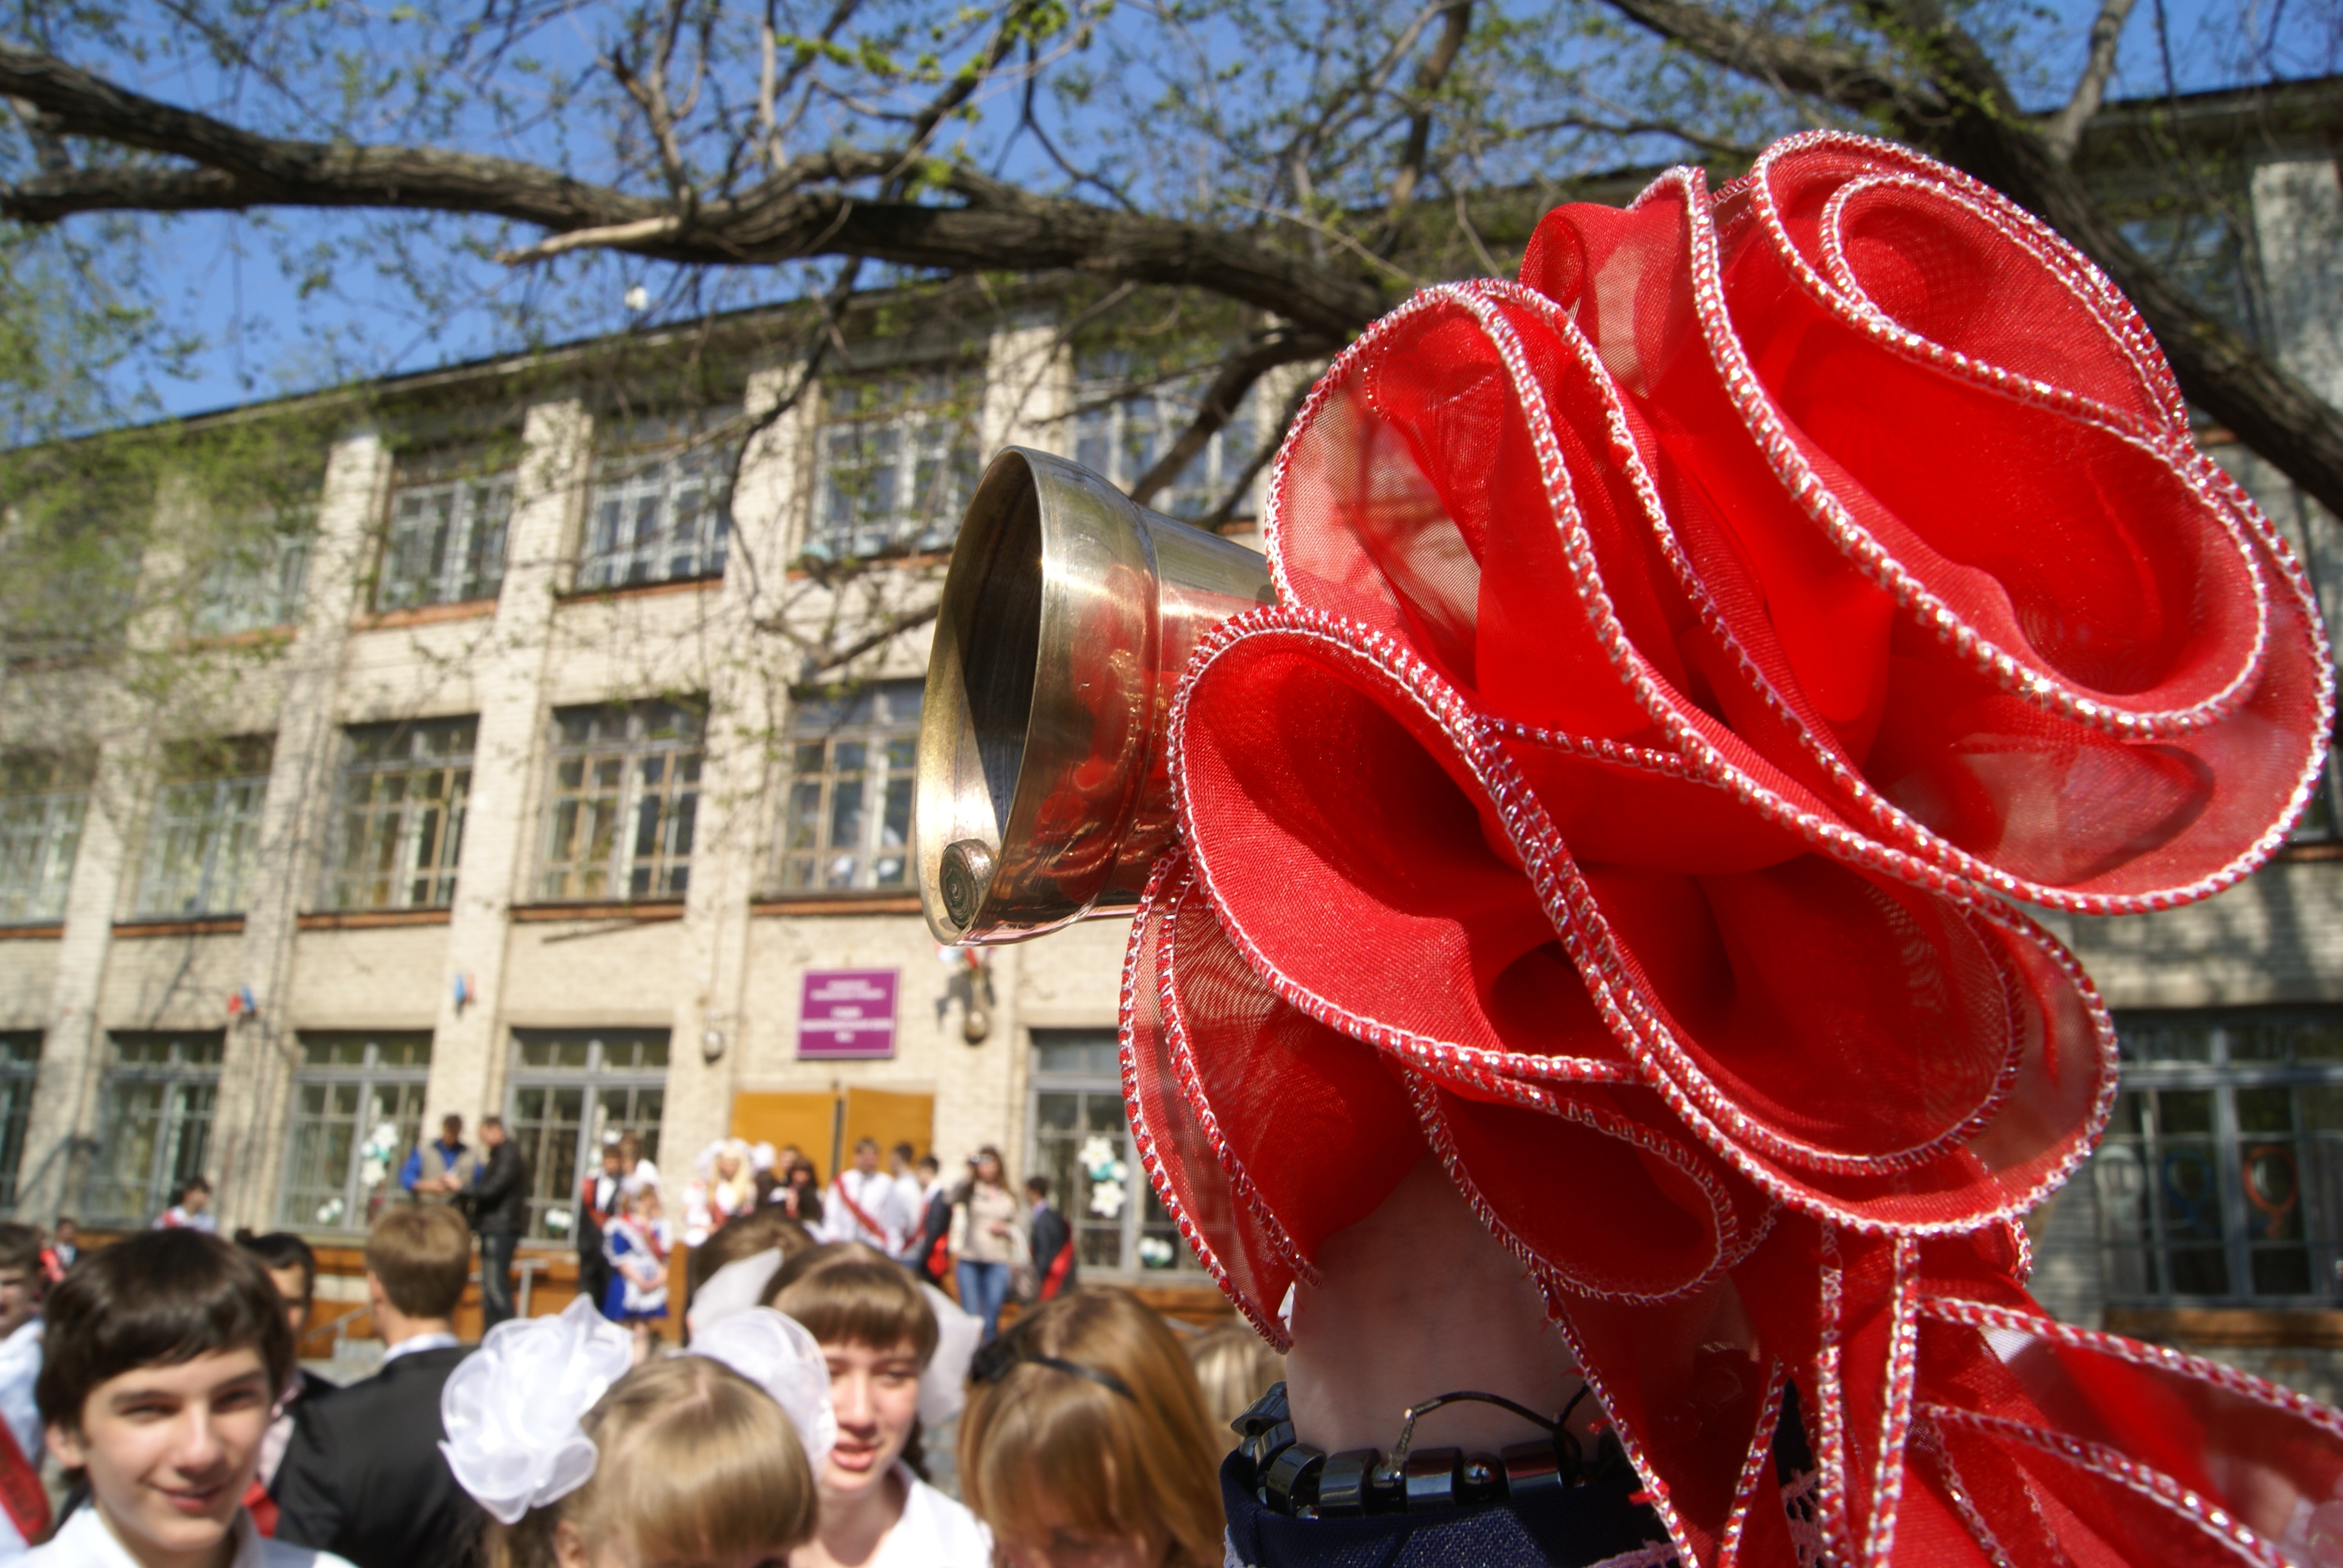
18;742;139;1223
658;368;815;1169
215;431;389;1230
424;401;591;1129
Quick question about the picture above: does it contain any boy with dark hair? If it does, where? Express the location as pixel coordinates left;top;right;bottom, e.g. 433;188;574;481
231;1232;335;1514
272;1206;480;1568
28;1229;353;1566
0;1223;46;1554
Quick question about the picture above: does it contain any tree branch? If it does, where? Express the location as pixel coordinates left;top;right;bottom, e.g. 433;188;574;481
1128;331;1332;508
1377;0;1473;253
1597;0;1932;118
2043;0;2140;163
0;45;1390;341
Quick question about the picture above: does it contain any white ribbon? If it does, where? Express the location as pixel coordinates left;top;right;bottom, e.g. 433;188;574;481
686;1308;838;1472
441;1294;839;1524
439;1298;632;1525
685;1250;785;1338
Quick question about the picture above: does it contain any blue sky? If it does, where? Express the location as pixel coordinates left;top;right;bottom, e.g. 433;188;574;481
49;0;2335;420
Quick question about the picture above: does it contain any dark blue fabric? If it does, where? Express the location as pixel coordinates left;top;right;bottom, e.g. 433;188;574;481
1221;1450;1668;1568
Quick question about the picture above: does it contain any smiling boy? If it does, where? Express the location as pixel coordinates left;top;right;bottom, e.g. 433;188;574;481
27;1230;355;1568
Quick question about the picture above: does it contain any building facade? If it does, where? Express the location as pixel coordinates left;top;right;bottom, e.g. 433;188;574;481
0;88;2340;1362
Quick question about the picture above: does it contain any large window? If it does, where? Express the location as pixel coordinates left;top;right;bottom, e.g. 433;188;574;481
0;1034;39;1210
191;528;313;636
539;700;703;902
1029;1030;1201;1278
85;1032;222;1226
0;753;88;924
277;1033;432;1232
808;369;983;561
507;1030;668;1243
1072;351;1262;523
379;449;514;609
776;681;919;893
325;719;475;911
2094;1008;2343;1304
135;739;271;918
579;410;735;590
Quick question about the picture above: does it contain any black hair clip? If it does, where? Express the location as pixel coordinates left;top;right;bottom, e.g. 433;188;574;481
969;1322;1139;1403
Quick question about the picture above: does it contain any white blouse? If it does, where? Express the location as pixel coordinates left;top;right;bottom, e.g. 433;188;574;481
870;1464;992;1568
25;1506;356;1567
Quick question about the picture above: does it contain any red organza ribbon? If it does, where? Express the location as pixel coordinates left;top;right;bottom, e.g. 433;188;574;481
1122;131;2339;1567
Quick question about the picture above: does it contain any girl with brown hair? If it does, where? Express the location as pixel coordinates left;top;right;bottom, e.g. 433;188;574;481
956;1289;1224;1568
443;1298;828;1568
758;1243;991;1568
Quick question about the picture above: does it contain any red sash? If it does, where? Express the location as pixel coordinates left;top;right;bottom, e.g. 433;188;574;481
241;1476;279;1537
1040;1232;1075;1301
836;1180;889;1246
0;1414;50;1546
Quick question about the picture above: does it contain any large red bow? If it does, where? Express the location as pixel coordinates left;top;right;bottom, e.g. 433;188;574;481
1122;131;2339;1567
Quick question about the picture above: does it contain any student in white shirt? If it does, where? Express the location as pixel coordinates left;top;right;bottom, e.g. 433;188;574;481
762;1244;991;1568
27;1229;355;1567
822;1140;913;1256
0;1224;48;1559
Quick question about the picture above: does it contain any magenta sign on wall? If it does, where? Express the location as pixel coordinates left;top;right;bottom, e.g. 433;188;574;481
797;969;899;1059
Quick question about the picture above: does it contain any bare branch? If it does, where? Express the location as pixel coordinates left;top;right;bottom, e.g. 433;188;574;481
496;214;685;263
888;0;1041;186
1128;331;1334;508
1597;0;1930;118
1201;373;1315;532
605;0;698;202
1377;1;1473;253
2043;0;2141;162
791;596;942;678
0;46;1390;340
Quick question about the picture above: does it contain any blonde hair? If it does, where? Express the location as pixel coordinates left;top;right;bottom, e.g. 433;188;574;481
481;1354;817;1568
761;1242;938;1365
1187;1322;1283;1440
957;1289;1224;1568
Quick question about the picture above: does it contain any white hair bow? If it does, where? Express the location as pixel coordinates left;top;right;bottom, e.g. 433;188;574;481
439;1295;836;1526
439;1298;632;1525
686;1250;981;1427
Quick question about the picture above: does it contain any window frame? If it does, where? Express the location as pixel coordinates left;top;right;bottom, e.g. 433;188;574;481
806;368;985;562
1026;1028;1204;1281
774;681;921;895
506;1029;670;1244
135;741;272;918
324;718;476;912
2094;1007;2343;1307
0;754;88;924
275;1032;434;1233
0;1034;40;1212
85;1032;224;1227
537;700;705;903
191;527;314;637
377;461;515;610
578;411;738;591
1069;354;1263;524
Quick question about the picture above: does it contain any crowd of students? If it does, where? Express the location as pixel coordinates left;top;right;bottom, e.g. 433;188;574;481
0;1163;1264;1568
575;1132;1081;1349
